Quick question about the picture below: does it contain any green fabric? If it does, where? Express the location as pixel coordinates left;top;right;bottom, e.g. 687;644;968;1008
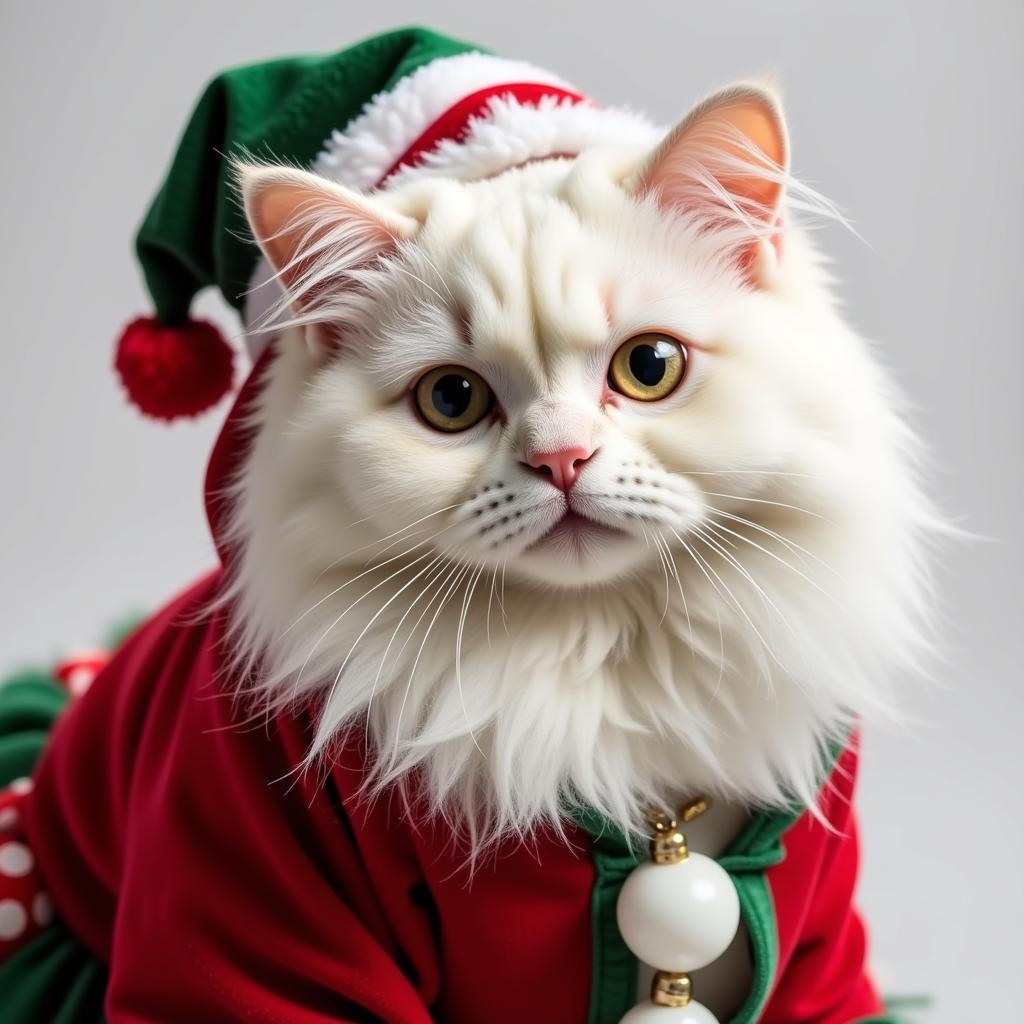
0;670;66;781
0;925;106;1024
135;26;483;325
856;996;932;1024
0;672;108;1021
855;1017;918;1024
586;829;653;1021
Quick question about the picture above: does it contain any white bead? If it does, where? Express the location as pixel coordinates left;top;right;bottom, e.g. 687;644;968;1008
0;841;34;878
0;899;27;940
619;998;720;1024
616;853;740;972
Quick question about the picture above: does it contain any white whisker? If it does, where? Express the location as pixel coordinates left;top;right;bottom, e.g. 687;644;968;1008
703;517;838;605
674;528;782;677
673;531;727;690
693;523;789;634
321;548;458;727
693;524;815;693
685;469;828;479
485;567;499;649
391;561;471;759
700;491;825;519
705;506;841;578
455;565;486;756
294;548;436;688
365;552;456;729
643;525;672;622
656;531;695;654
282;536;434;638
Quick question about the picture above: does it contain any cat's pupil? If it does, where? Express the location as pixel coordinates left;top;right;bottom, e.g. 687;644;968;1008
629;343;668;387
432;374;473;419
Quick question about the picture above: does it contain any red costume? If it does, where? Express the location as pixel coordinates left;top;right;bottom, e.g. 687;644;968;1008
0;569;887;1022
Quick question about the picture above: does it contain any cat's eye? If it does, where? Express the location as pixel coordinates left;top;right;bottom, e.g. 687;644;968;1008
608;333;688;401
415;365;494;432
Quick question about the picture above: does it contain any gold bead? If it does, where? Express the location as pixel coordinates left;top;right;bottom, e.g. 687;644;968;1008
679;796;711;823
651;971;692;1007
650;827;689;865
645;807;673;831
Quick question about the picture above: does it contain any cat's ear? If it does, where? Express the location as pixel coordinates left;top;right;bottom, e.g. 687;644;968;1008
240;164;419;329
626;82;788;286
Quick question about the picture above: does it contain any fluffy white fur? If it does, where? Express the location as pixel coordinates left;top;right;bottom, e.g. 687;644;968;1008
314;51;578;190
225;81;938;851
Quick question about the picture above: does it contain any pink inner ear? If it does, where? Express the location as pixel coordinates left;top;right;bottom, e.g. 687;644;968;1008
633;89;789;285
707;100;787;215
635;90;788;229
245;172;417;315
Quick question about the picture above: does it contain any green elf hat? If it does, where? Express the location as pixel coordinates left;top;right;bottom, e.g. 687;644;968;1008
113;26;644;421
115;27;484;420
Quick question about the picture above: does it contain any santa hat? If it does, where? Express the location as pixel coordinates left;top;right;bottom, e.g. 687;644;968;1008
115;28;473;420
115;26;660;421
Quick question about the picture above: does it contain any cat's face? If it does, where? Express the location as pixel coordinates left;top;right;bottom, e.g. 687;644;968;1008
295;161;799;591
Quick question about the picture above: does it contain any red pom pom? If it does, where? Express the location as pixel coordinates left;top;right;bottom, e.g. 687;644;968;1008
114;316;235;421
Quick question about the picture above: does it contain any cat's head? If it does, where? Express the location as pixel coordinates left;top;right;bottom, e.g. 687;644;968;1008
238;85;804;589
226;83;936;839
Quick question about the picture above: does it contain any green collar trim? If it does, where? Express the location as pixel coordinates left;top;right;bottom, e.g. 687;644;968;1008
581;803;798;1024
577;740;846;1024
575;798;802;869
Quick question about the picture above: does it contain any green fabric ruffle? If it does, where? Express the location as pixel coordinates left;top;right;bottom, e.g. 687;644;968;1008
0;670;108;1021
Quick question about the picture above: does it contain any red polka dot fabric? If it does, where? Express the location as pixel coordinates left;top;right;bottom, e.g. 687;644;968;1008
0;779;53;955
0;647;105;959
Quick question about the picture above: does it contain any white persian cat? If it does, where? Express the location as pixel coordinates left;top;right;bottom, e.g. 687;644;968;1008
225;82;935;849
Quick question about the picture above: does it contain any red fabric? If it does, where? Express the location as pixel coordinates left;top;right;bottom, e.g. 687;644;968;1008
19;574;595;1023
380;81;587;182
204;344;277;565
761;743;885;1022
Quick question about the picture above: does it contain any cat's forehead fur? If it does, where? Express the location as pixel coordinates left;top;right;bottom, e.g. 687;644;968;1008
362;154;743;388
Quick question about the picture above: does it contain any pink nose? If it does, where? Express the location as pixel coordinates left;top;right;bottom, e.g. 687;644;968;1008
526;446;596;492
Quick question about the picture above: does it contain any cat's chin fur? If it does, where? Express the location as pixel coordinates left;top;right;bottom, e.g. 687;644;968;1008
222;156;939;852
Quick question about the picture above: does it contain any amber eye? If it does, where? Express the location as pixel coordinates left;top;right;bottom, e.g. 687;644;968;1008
415;365;494;432
608;333;688;401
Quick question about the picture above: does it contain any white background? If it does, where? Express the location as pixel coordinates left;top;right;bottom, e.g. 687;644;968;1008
2;2;1020;1019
